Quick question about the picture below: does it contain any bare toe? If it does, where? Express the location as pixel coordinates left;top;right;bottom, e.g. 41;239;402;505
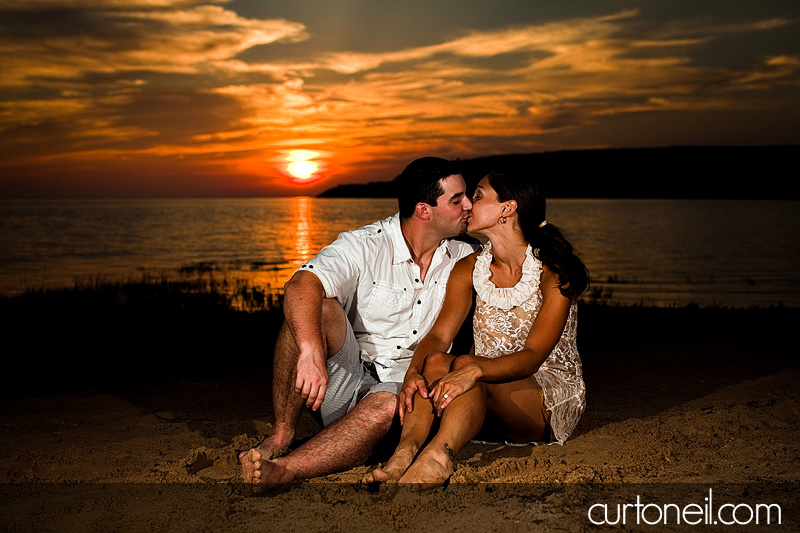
360;466;393;490
241;448;261;484
397;450;453;492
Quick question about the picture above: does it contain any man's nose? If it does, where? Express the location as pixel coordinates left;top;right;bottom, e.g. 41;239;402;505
463;197;473;210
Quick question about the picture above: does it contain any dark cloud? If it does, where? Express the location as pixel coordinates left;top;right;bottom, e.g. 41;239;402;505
1;0;799;195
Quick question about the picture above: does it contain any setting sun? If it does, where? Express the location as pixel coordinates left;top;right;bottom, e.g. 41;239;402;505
288;160;318;179
286;150;320;180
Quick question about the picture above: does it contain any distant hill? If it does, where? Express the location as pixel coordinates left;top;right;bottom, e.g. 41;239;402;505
318;145;799;199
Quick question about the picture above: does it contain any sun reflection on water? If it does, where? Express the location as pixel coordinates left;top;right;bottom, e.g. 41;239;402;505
293;196;313;263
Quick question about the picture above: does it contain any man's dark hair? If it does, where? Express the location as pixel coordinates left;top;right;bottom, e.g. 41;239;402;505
395;157;461;219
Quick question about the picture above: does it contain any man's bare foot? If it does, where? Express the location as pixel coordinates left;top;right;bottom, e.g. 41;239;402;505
242;449;295;494
361;447;416;489
397;444;454;492
239;434;291;463
239;434;291;482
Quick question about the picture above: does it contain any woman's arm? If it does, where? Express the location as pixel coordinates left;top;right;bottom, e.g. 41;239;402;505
431;266;572;412
398;253;477;423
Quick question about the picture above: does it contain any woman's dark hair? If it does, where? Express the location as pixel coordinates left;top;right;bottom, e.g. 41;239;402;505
486;171;589;299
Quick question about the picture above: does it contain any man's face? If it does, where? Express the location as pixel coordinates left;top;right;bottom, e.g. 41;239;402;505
429;174;472;238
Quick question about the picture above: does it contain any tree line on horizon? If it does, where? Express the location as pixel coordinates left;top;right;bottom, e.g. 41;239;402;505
318;145;799;200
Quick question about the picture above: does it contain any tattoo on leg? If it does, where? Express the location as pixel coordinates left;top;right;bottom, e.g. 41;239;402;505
444;442;455;463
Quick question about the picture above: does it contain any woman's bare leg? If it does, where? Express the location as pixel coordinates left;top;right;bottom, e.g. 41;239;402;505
397;365;547;490
395;355;487;489
484;376;548;443
362;352;455;486
397;381;486;490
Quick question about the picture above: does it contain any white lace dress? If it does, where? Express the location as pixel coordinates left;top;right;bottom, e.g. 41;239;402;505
473;243;586;445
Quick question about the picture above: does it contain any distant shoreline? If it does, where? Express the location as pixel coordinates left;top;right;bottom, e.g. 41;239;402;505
318;145;800;199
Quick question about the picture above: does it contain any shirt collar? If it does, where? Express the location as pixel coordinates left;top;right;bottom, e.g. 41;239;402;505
387;213;412;265
389;213;452;265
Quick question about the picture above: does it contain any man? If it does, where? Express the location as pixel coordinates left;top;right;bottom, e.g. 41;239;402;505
240;157;478;490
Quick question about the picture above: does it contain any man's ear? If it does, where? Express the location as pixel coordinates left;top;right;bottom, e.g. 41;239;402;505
502;200;518;217
415;202;432;220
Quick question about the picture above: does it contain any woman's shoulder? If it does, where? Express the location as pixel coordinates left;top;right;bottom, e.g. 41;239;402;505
446;252;480;286
455;250;481;271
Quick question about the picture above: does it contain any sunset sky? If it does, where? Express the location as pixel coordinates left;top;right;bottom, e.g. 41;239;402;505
1;0;799;197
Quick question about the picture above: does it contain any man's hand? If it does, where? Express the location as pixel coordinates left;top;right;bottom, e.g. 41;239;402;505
295;351;329;412
398;372;428;425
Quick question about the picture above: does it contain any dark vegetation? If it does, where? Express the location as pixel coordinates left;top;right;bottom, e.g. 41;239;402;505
2;277;796;399
318;145;800;199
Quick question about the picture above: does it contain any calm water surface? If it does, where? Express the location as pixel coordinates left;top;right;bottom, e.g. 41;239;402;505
1;197;798;308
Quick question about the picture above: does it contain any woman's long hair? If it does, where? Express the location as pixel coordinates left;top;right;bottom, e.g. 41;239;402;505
486;171;589;299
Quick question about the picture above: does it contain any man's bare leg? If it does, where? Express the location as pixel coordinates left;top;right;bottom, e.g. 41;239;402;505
250;391;398;489
241;299;347;484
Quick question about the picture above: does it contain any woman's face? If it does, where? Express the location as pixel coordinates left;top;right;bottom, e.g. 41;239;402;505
467;177;504;234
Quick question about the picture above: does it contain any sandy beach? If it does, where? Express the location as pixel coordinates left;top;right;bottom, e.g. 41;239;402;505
1;303;798;531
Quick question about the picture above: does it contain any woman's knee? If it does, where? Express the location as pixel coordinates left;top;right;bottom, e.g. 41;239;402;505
422;351;455;376
452;354;480;370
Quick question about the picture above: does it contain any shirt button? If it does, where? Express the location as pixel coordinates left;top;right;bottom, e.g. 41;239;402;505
396;346;401;350
417;300;421;305
413;330;417;335
415;278;419;283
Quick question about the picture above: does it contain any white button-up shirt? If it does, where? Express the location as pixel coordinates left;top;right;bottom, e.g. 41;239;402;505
298;213;480;383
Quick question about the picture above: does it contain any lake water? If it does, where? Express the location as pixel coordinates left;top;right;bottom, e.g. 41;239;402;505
1;197;798;308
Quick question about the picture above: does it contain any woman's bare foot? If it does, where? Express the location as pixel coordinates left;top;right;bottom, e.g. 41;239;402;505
397;443;454;492
242;449;295;494
361;447;416;489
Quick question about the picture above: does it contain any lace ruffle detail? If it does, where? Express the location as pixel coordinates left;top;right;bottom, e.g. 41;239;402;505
473;242;541;310
472;240;585;445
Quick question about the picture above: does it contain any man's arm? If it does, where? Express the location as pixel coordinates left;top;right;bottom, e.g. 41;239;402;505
283;270;331;412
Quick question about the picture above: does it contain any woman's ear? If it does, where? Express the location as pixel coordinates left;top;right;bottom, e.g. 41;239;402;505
502;200;518;216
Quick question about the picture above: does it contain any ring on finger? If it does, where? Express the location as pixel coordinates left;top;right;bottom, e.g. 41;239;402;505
443;393;449;399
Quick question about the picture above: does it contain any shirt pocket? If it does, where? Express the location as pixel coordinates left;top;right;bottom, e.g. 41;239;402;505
362;281;410;331
431;279;448;305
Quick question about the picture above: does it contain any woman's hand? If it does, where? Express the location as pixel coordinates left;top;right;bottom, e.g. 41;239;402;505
430;356;483;415
398;371;429;425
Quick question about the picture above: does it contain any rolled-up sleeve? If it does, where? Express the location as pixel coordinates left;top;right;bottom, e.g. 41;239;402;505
297;232;361;304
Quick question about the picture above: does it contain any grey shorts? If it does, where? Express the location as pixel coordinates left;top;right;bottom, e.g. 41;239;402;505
317;320;402;427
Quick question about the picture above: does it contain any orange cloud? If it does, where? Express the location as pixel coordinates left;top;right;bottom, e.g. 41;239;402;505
1;3;798;196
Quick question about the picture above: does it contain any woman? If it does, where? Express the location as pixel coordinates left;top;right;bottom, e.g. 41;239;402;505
363;171;589;489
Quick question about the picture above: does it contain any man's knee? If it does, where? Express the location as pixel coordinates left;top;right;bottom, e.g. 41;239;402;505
320;297;345;323
356;391;398;424
320;298;348;355
279;298;347;357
